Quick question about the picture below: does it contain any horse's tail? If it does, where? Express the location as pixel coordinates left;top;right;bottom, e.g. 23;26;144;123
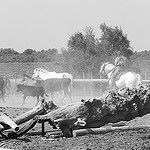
70;75;73;93
68;77;73;94
42;87;49;97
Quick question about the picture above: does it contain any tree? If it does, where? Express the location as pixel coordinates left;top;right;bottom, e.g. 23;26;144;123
84;26;97;56
0;48;19;56
100;23;133;59
47;48;58;55
23;49;35;55
62;27;102;75
68;32;86;52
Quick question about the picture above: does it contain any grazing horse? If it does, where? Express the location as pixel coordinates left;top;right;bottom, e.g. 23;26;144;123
99;62;142;90
0;77;5;102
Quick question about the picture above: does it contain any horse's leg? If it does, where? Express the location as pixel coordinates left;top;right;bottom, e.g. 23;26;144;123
60;88;72;103
60;90;66;104
67;87;72;103
22;95;26;106
68;91;72;103
57;91;61;97
3;87;6;97
57;90;64;98
6;84;10;98
1;91;5;103
1;88;5;103
107;82;115;91
51;92;54;101
7;80;11;97
5;87;9;98
68;83;72;103
35;96;39;106
40;91;46;104
61;90;64;97
1;96;5;103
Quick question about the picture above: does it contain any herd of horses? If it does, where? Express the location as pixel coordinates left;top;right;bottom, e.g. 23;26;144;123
0;62;143;106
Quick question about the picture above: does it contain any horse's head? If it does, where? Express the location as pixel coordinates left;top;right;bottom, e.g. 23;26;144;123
21;74;29;84
21;74;36;85
99;62;115;76
32;68;40;79
99;62;109;75
32;68;52;80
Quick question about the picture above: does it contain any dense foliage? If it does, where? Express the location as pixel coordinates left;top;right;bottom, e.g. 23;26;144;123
62;24;133;77
0;23;150;78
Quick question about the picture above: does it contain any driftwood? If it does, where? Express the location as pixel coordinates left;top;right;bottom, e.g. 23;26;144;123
0;124;4;131
0;113;19;131
8;119;37;138
73;125;150;137
36;84;150;137
0;101;57;138
36;101;88;122
0;100;48;138
14;103;47;125
13;100;57;125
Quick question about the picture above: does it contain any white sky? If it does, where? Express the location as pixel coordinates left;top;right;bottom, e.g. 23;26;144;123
0;0;149;52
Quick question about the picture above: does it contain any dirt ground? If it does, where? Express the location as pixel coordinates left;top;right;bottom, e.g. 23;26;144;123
1;95;150;150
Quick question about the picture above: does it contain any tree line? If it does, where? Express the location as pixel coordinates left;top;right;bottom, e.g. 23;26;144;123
1;23;150;78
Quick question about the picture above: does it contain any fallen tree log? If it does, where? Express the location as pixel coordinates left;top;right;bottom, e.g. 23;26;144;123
35;84;150;137
73;125;150;137
0;104;45;138
0;124;4;131
8;119;37;138
0;113;19;131
14;101;57;125
14;103;46;125
36;101;88;123
0;100;57;139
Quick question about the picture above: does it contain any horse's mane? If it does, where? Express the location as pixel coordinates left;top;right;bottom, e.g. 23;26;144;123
23;74;35;80
35;68;55;75
105;62;110;65
104;62;115;68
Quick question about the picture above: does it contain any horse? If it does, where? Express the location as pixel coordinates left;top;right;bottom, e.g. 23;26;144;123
21;74;72;103
0;77;6;102
16;84;48;106
32;68;73;82
32;68;73;96
4;77;11;98
35;78;72;103
99;62;142;90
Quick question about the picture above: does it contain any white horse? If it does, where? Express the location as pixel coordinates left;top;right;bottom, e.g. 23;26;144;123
99;62;142;90
32;68;73;82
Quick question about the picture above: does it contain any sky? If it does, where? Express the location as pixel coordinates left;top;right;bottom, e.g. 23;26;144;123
0;0;149;53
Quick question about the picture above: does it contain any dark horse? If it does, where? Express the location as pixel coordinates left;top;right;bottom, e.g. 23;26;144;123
4;77;11;97
0;77;6;102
